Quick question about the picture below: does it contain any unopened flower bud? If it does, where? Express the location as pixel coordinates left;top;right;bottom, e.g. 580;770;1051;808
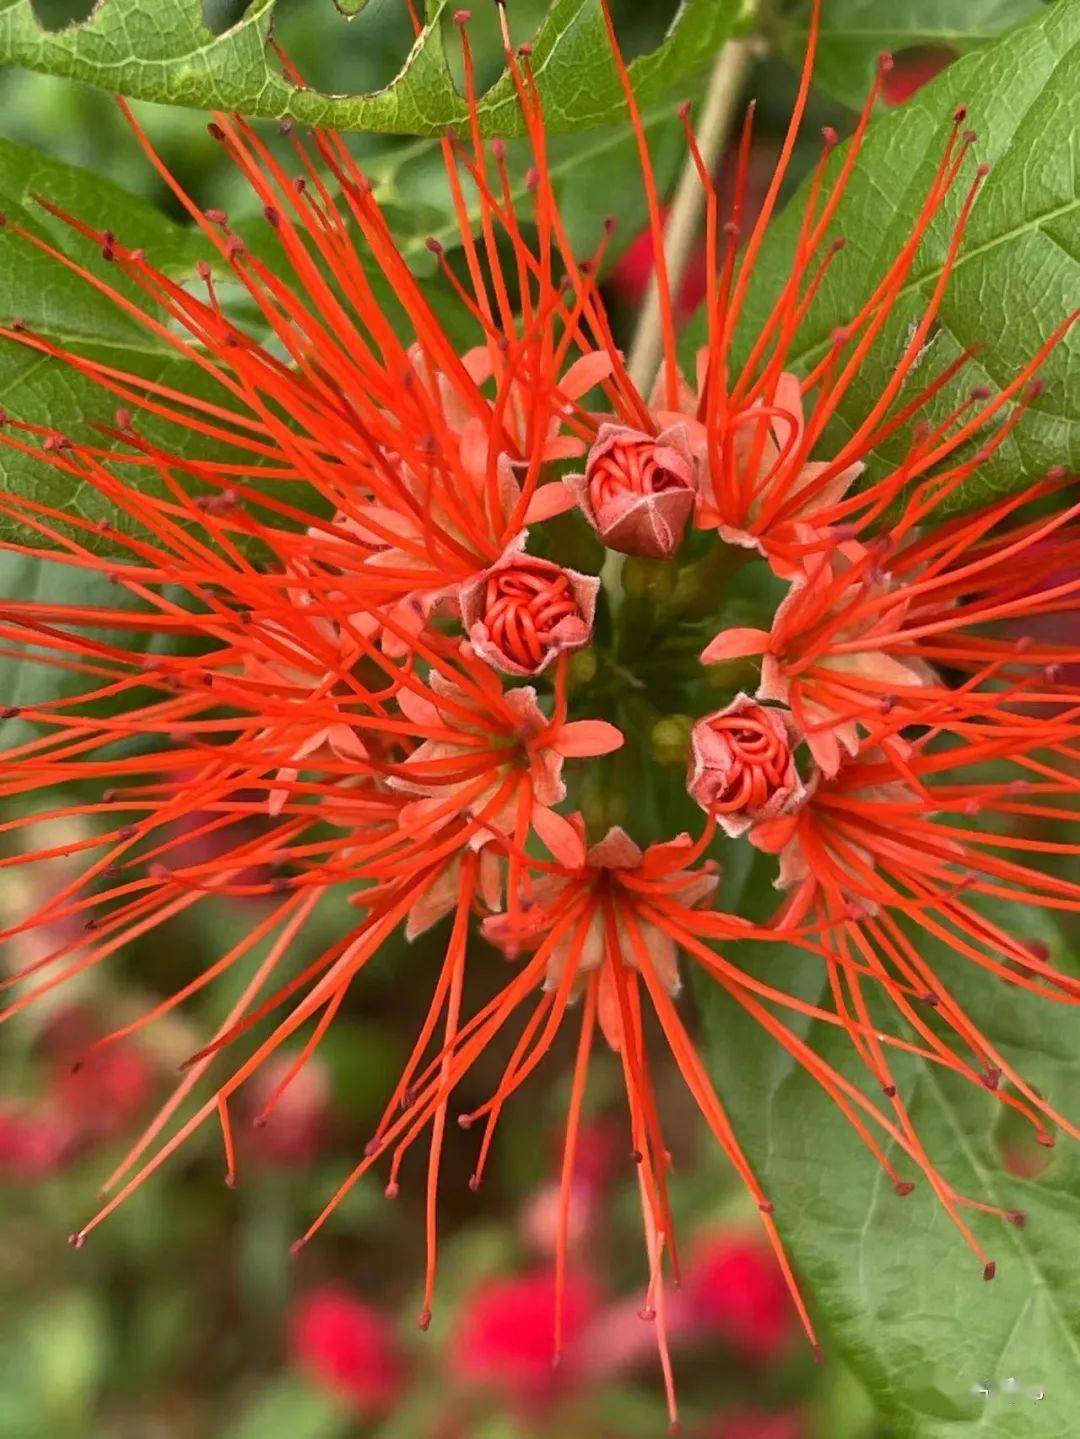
565;423;696;558
580;767;628;833
460;555;599;677
687;696;814;837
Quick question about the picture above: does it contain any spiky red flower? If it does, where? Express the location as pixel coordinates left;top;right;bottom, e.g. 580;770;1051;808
0;0;1076;1429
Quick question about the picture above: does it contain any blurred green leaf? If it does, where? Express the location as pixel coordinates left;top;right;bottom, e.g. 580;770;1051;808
22;1291;106;1436
817;1361;885;1439
699;895;1080;1438
226;1377;352;1439
713;0;1079;507
0;0;744;136
775;0;1045;109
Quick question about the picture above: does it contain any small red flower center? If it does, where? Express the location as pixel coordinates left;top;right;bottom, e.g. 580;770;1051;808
702;709;792;814
588;436;691;512
481;561;585;672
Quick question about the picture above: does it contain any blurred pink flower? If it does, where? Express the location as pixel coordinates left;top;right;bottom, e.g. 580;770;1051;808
684;1234;796;1362
50;1032;155;1143
0;1100;77;1180
520;1180;597;1258
0;1007;157;1181
290;1286;402;1413
452;1268;599;1406
245;1055;333;1168
572;1117;622;1193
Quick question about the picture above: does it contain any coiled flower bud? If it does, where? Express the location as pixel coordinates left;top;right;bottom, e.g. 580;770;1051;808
460;554;599;676
687;696;813;838
565;422;696;557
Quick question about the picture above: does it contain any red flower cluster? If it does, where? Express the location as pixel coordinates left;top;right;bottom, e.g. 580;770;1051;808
0;0;1075;1427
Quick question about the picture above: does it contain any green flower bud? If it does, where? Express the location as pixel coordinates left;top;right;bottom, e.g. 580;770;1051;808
567;646;598;689
650;713;694;767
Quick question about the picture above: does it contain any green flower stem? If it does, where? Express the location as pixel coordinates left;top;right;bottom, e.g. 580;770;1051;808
662;540;756;623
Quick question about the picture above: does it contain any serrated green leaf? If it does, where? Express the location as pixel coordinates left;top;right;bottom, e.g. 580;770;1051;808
730;1;1080;507
776;0;1045;110
699;898;1080;1439
0;0;743;136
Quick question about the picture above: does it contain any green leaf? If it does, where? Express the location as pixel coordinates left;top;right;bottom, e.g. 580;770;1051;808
0;134;239;538
21;1291;107;1435
0;552;173;747
775;0;1045;110
699;900;1080;1439
732;1;1079;506
0;0;743;136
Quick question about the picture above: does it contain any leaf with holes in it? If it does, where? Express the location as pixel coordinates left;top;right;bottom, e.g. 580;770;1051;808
698;888;1080;1439
774;0;1045;110
682;1;1079;509
0;0;744;136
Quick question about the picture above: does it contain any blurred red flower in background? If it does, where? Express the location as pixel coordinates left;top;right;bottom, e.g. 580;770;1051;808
683;1234;796;1363
46;1008;156;1144
0;1006;157;1181
290;1285;403;1414
881;47;955;105
610;204;708;319
452;1268;599;1407
0;1101;76;1180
